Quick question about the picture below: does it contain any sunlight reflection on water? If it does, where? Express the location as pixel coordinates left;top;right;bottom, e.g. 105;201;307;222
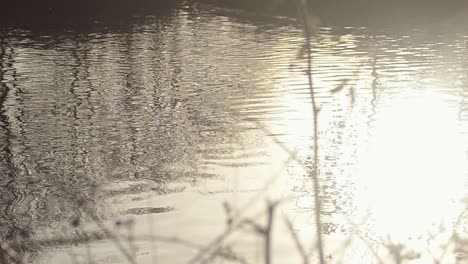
356;90;466;241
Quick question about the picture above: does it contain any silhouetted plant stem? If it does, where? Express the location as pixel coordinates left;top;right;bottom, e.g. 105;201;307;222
79;209;137;264
284;216;309;264
265;202;276;264
299;0;325;263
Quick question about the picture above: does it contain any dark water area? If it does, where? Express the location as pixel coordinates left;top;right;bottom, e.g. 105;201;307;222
0;2;467;263
2;0;468;29
204;0;468;24
0;2;180;34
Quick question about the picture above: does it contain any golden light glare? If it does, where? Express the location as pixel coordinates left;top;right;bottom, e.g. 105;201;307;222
356;90;466;241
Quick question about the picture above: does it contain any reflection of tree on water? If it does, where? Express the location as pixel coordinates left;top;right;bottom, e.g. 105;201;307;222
0;15;257;257
0;39;34;253
0;36;94;258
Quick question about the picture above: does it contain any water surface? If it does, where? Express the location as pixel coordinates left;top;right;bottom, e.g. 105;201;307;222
0;3;467;263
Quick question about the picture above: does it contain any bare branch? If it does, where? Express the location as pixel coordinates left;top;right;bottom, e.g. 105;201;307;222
283;216;309;264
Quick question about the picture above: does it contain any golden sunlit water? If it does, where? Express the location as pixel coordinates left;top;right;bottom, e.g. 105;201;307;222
267;34;468;262
356;91;466;240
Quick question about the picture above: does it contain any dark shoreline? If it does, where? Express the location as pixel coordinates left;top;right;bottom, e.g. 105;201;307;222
0;0;181;27
201;0;468;27
1;0;467;29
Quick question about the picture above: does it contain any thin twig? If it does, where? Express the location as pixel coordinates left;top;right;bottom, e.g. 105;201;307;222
79;209;137;264
188;155;296;264
201;246;250;264
298;0;325;263
152;234;249;264
283;216;309;264
437;212;466;262
265;202;276;264
194;198;290;264
341;214;384;264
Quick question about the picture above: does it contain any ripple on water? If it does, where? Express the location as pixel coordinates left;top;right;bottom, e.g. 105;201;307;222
0;4;467;263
